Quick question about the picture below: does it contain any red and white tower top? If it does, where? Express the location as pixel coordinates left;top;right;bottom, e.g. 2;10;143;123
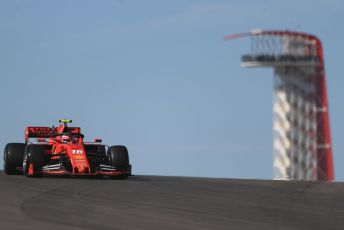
225;30;334;181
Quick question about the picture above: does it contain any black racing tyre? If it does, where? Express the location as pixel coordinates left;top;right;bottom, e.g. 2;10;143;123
107;145;129;171
23;145;47;177
3;143;26;175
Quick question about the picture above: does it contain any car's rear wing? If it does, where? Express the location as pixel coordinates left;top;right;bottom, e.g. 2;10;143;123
25;126;81;143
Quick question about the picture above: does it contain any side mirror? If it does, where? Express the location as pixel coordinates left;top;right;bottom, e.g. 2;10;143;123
37;138;47;143
94;138;102;143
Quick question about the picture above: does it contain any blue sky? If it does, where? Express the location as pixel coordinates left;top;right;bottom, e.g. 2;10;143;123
0;0;343;180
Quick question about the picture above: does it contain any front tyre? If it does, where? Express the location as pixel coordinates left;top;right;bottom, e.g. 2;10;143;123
23;145;46;177
3;143;26;175
107;145;130;179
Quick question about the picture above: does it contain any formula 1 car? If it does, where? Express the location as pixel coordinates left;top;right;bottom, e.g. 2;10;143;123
3;120;131;178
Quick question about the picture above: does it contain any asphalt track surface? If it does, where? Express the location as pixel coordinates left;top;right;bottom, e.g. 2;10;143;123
0;173;344;230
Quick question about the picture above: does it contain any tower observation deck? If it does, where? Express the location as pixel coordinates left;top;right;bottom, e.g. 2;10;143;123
225;30;334;181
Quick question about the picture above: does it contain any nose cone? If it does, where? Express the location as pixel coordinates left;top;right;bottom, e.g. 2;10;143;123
69;146;90;174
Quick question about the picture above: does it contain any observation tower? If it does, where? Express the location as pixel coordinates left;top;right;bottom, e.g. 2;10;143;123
225;30;334;181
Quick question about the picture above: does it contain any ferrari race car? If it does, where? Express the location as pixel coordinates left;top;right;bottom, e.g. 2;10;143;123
3;120;131;178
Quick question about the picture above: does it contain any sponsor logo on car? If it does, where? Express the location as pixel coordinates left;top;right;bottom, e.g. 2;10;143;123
72;150;83;154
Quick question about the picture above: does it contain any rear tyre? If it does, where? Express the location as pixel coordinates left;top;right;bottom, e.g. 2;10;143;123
23;145;47;177
3;143;26;175
108;146;130;179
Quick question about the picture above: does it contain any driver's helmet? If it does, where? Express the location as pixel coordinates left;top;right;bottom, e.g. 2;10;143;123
62;135;70;143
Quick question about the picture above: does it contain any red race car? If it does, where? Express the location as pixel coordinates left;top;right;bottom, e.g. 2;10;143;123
3;120;131;178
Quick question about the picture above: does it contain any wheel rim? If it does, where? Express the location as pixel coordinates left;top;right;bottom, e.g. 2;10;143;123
23;152;29;175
